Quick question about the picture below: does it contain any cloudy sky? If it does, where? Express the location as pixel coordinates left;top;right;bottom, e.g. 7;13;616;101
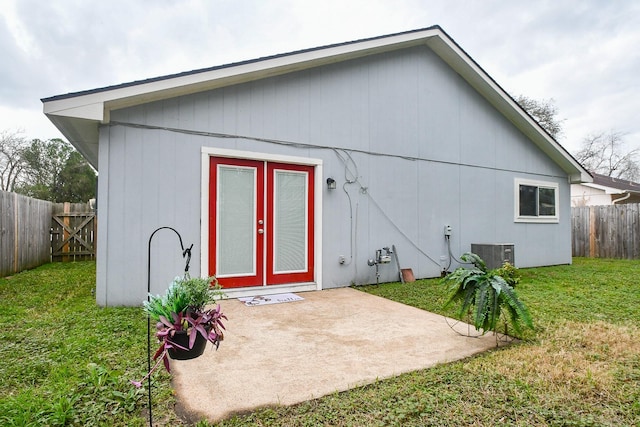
1;0;638;154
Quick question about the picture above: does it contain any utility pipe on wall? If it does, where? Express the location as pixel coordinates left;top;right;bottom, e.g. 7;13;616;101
612;193;631;204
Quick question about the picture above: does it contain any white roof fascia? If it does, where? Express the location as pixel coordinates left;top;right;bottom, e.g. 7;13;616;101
582;182;638;194
582;183;622;193
43;100;105;121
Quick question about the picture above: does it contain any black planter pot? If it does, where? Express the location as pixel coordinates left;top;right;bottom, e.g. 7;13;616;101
167;330;208;360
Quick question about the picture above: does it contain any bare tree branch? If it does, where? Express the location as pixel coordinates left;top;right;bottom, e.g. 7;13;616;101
0;130;28;192
574;131;640;181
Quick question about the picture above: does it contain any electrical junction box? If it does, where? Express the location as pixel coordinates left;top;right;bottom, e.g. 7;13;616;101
470;244;515;270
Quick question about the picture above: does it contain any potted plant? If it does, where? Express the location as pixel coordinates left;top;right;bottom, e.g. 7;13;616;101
442;252;533;341
131;276;227;387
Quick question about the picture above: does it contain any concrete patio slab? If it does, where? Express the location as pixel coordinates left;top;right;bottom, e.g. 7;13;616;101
171;287;502;423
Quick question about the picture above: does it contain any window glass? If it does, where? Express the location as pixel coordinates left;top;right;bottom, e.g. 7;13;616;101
515;179;559;223
519;185;538;216
273;170;307;273
538;187;556;216
218;166;256;276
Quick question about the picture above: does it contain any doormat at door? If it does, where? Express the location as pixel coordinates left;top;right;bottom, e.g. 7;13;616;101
238;293;304;307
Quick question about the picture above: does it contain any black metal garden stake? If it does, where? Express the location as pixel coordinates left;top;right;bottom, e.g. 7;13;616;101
146;227;192;427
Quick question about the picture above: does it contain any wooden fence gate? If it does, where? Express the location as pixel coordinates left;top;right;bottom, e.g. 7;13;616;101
50;202;96;262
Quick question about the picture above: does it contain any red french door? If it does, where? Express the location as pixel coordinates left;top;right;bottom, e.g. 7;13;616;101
209;158;264;288
209;158;314;288
266;162;315;285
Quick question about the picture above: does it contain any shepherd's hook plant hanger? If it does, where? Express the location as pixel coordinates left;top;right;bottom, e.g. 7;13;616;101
146;226;193;427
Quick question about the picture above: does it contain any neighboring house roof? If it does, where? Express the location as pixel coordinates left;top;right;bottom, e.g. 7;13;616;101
583;173;640;194
41;25;591;183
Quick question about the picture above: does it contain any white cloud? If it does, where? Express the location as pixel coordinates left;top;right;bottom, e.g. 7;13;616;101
0;0;639;155
0;104;64;140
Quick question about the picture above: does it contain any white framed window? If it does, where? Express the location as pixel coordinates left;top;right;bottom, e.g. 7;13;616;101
514;178;559;223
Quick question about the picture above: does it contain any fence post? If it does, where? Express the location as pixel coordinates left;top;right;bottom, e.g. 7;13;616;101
588;206;596;258
13;192;18;273
63;202;71;262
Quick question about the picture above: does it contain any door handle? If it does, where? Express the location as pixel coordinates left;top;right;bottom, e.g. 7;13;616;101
258;229;264;234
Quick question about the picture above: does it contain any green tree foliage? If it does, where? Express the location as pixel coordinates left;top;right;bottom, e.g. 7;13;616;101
15;138;96;202
55;151;98;202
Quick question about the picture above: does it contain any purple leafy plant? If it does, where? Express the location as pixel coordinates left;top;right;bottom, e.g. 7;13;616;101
131;275;227;388
131;306;227;388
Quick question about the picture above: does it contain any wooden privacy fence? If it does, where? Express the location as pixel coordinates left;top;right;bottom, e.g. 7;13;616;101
0;192;96;277
50;202;96;262
572;204;640;259
0;190;53;276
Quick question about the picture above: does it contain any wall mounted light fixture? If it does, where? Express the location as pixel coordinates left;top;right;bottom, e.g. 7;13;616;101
326;177;336;190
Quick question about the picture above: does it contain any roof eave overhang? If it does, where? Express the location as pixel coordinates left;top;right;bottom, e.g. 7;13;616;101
44;113;100;169
41;26;592;183
42;28;442;169
424;35;591;184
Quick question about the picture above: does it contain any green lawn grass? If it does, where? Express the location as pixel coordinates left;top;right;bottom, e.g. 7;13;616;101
0;262;179;426
1;259;639;426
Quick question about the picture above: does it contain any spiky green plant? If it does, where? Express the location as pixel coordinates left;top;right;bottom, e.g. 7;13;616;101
442;253;533;336
143;275;221;322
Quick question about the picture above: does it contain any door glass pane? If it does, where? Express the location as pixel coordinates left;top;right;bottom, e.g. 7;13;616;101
274;170;307;273
217;166;255;276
